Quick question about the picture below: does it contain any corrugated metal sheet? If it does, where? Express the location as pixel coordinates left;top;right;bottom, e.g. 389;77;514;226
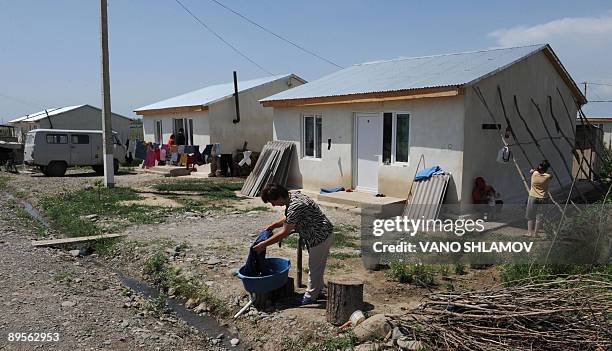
262;44;546;102
403;173;451;221
135;74;298;112
8;105;84;123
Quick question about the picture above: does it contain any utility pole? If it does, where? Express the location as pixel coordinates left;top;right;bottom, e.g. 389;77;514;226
100;0;114;188
582;82;588;100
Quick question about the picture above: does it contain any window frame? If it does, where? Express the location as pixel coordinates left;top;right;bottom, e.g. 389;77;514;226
70;134;90;145
382;111;411;165
301;114;323;159
155;120;163;144
46;134;68;144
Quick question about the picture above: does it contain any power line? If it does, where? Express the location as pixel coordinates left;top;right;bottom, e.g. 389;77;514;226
586;82;612;87
173;0;273;75
207;0;343;69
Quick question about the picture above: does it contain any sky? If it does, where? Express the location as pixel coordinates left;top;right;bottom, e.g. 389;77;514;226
1;0;612;124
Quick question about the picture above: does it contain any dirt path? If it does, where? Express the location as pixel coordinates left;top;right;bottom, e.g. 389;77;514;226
0;191;219;351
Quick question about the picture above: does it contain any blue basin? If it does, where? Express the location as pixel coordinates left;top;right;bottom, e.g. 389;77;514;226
236;257;291;294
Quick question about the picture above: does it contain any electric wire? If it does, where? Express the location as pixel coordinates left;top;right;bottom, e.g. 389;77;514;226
207;0;343;69
173;0;273;75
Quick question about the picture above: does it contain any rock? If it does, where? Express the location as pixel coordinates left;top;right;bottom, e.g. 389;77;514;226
228;268;239;276
61;301;76;308
193;303;208;314
185;298;198;309
215;333;224;339
354;342;382;351
206;258;221;265
392;326;405;341
397;337;422;350
120;320;130;328
69;249;81;257
353;314;392;343
84;214;98;221
230;338;240;346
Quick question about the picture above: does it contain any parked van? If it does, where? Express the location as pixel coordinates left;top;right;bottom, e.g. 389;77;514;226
24;129;126;176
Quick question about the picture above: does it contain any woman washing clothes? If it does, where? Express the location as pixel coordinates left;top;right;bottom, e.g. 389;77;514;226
253;184;334;305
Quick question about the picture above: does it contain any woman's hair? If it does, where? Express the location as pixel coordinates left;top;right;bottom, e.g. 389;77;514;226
169;134;175;139
261;183;289;203
537;159;550;173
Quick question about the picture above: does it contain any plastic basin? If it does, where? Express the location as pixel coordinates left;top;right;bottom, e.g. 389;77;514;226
236;257;291;294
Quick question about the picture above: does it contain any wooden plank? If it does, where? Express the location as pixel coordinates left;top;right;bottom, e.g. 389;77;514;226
262;87;461;107
32;233;127;247
135;105;208;116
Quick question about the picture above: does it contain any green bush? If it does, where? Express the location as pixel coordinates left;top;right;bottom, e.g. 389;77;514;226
499;264;612;286
386;262;435;287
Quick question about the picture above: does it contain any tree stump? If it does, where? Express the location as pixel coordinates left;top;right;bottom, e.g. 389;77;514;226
326;279;364;325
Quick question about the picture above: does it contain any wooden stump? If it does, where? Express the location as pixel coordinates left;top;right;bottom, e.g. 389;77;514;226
326;279;364;325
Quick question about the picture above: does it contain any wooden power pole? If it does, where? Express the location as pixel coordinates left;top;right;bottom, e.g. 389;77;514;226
100;0;115;188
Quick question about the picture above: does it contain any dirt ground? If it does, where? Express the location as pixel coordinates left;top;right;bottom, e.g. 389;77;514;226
1;168;501;350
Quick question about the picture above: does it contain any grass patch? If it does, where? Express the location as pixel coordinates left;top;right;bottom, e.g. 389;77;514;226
143;249;229;316
39;186;170;237
386;262;436;287
145;293;168;318
153;179;243;200
281;332;356;351
0;174;7;190
54;271;75;284
329;251;361;259
499;264;612;286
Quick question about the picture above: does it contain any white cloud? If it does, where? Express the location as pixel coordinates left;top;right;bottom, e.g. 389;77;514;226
489;13;612;47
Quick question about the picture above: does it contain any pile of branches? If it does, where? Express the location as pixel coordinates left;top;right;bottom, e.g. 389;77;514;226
392;275;612;350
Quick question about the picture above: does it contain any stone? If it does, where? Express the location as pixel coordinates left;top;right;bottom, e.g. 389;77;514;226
354;342;382;351
397;337;423;350
216;333;224;339
120;320;130;328
392;327;405;341
69;250;81;257
185;298;198;309
206;258;221;266
228;268;239;276
230;338;240;346
353;314;392;343
84;214;98;220
61;301;76;308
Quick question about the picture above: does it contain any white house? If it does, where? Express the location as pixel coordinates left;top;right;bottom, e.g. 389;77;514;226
135;74;305;153
261;44;586;209
8;104;132;144
586;117;612;150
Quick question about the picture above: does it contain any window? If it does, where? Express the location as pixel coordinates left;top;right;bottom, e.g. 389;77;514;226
303;115;322;158
155;120;163;144
46;134;68;144
382;112;410;164
71;134;89;144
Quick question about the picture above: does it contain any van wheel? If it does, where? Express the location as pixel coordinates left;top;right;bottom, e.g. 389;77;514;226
40;166;49;176
92;165;104;175
113;159;120;175
46;161;67;177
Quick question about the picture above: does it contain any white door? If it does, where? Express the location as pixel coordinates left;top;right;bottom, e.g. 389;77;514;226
356;113;382;193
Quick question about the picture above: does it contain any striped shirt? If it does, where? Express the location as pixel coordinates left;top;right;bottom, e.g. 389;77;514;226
285;192;333;249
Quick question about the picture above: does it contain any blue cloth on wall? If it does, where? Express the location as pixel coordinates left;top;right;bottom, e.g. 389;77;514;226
134;141;147;160
320;186;345;194
243;229;274;277
415;166;442;181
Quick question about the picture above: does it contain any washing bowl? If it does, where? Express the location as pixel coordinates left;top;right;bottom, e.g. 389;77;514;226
236;257;291;294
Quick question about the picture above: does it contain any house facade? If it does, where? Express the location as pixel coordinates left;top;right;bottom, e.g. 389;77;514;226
8;105;132;144
586;117;612;150
135;74;305;153
262;45;586;209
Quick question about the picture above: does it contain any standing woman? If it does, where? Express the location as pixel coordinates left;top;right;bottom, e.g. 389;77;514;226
526;160;553;236
253;184;334;305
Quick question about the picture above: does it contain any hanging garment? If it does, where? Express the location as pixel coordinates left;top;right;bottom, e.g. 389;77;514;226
178;145;185;154
183;145;196;154
220;154;233;176
160;148;167;161
154;147;160;162
134;140;147;160
144;145;156;168
238;151;252;167
242;229;274;276
179;154;188;166
171;152;179;163
170;145;179;154
496;146;512;164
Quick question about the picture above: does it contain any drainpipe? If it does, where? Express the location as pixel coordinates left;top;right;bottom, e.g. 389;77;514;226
232;71;241;124
44;109;53;129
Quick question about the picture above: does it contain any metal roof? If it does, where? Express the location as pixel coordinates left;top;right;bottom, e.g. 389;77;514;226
9;105;84;123
135;74;302;112
8;104;132;123
261;44;564;102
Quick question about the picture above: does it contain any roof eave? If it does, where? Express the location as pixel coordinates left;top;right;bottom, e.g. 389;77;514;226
135;105;209;116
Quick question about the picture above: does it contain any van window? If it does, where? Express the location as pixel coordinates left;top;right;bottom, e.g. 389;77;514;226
71;134;90;144
46;134;68;144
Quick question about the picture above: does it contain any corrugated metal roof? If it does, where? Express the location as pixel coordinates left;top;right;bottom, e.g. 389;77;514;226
262;44;548;102
8;105;85;123
135;74;300;112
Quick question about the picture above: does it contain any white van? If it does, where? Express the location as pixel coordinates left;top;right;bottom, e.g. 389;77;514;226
24;129;126;177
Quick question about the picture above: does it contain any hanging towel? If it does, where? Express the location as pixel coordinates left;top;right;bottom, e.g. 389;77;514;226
415;165;442;181
178;145;185;154
238;151;252;167
496;146;512;164
320;186;345;194
242;229;274;276
184;145;196;154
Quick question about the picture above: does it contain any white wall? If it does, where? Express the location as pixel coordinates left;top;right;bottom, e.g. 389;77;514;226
273;96;466;202
463;50;579;205
209;76;304;153
142;110;210;146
